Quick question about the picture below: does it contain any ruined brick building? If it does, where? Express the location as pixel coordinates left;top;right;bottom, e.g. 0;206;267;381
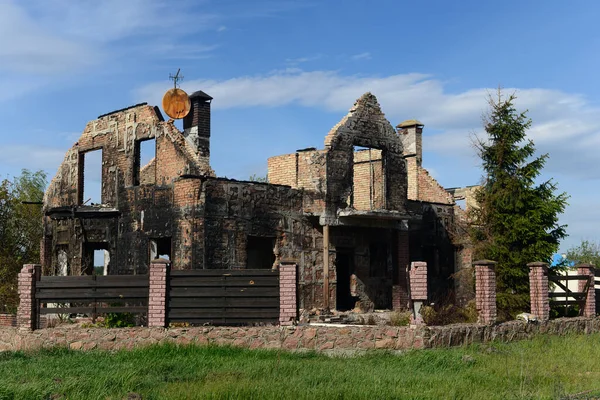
41;91;473;312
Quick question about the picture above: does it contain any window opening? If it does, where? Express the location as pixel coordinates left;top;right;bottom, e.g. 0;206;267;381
352;145;385;210
79;149;103;205
246;236;275;269
134;138;156;186
82;243;109;275
93;249;110;276
150;237;171;261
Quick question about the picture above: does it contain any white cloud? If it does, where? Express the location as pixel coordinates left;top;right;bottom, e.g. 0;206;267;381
135;69;600;180
1;145;66;172
30;0;218;44
285;55;323;66
351;52;371;61
0;0;219;102
0;1;96;74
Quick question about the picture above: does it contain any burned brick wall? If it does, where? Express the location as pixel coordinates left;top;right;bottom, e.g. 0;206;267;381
267;93;412;311
42;103;213;275
202;179;320;269
201;178;330;310
407;200;460;301
267;148;327;214
322;93;407;218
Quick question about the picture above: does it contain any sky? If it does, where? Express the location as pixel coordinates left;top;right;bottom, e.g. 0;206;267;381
1;0;599;253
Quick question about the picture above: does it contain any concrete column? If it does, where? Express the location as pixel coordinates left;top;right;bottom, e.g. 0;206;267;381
474;260;497;325
528;261;549;321
392;228;410;310
279;259;298;326
17;264;40;331
409;261;427;324
148;258;170;328
577;263;596;318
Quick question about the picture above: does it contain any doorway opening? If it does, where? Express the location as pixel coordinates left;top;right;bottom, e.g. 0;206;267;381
336;249;356;311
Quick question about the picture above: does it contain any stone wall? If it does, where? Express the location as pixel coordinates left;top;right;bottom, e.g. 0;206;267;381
1;317;597;353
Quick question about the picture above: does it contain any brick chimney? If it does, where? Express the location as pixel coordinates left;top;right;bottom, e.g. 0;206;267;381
183;90;213;163
397;120;424;200
397;119;423;166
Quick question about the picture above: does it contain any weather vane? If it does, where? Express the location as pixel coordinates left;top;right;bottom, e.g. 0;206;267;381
162;68;191;120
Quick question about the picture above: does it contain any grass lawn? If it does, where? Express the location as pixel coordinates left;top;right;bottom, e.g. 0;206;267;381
1;333;600;399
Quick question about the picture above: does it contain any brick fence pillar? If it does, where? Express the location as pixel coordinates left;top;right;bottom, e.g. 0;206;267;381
148;258;169;328
279;259;298;326
409;261;427;324
528;261;549;321
393;227;410;311
17;264;40;331
577;263;596;318
474;260;497;325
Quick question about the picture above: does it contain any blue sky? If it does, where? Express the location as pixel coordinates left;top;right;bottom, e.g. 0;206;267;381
1;0;599;253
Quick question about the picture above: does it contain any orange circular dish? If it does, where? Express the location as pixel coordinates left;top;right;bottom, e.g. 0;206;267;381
162;88;191;119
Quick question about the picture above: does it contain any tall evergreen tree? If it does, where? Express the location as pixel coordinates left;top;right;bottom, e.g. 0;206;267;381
470;92;568;318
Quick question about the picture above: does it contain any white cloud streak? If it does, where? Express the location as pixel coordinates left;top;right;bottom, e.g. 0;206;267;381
351;52;371;60
1;145;66;172
136;69;600;180
0;0;219;101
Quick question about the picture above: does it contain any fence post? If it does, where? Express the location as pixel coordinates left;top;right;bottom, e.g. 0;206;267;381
409;261;427;324
148;258;170;328
577;263;596;318
17;264;40;331
474;260;497;325
527;261;549;321
279;259;298;326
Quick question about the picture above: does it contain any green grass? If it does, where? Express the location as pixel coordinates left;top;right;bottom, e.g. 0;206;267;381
1;334;600;399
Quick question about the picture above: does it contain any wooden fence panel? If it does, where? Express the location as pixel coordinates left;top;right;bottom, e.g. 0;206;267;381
167;269;279;326
548;274;591;313
35;275;149;326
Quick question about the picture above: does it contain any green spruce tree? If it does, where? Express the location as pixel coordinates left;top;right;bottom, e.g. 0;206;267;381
470;92;568;318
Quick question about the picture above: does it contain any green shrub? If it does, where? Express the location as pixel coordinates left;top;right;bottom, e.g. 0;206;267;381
421;300;478;326
389;311;411;326
102;312;135;328
550;303;580;318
